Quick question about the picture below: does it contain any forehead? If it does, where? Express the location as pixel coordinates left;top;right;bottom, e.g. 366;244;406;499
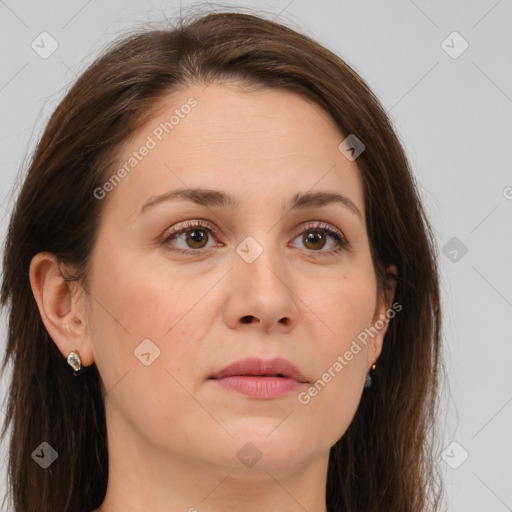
101;82;365;220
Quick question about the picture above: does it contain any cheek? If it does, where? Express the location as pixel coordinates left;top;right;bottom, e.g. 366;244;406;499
296;269;376;444
88;243;204;338
315;268;377;343
86;246;220;387
86;251;214;450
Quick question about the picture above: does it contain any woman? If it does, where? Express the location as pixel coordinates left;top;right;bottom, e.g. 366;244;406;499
0;9;445;512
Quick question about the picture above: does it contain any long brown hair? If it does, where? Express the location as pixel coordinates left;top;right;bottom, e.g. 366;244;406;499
1;9;445;512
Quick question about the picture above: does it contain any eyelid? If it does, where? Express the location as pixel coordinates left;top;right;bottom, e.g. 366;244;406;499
163;219;344;240
162;218;219;240
292;221;345;242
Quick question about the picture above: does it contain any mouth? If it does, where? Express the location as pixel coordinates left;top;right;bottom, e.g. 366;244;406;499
209;357;308;399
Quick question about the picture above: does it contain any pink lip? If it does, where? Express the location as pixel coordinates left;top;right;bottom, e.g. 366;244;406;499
209;357;308;399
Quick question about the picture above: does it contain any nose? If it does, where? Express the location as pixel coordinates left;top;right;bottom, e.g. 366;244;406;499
222;239;301;335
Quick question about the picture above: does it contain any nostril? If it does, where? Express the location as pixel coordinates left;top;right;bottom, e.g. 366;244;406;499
241;315;254;324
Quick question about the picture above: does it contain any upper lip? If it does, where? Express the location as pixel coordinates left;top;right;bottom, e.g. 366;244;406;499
209;357;308;383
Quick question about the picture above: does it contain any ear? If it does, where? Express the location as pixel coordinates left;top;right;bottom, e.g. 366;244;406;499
367;264;398;369
29;252;95;368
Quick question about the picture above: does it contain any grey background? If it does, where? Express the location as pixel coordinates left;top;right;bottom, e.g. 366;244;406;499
0;1;511;511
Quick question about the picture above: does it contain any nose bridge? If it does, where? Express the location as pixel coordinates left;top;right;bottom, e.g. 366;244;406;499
226;230;300;330
235;232;284;289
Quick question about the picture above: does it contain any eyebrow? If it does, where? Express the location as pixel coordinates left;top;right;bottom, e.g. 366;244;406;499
139;187;363;220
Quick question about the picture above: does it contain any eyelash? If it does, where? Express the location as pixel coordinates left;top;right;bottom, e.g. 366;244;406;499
161;219;347;257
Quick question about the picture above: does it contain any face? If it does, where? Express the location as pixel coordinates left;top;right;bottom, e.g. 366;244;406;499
80;82;393;476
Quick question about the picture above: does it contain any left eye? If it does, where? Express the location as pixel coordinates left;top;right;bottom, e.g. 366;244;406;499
162;220;347;256
291;225;346;254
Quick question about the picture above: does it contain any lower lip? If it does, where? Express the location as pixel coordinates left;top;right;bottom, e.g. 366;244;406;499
209;376;305;399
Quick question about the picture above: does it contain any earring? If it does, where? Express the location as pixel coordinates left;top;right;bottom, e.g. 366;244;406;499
364;362;377;389
67;349;83;375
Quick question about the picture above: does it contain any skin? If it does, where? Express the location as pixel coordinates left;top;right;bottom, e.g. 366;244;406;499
30;82;396;512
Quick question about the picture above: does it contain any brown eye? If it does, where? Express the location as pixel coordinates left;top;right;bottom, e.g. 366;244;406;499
184;228;209;249
303;231;327;250
163;220;346;257
291;222;346;256
162;220;218;254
